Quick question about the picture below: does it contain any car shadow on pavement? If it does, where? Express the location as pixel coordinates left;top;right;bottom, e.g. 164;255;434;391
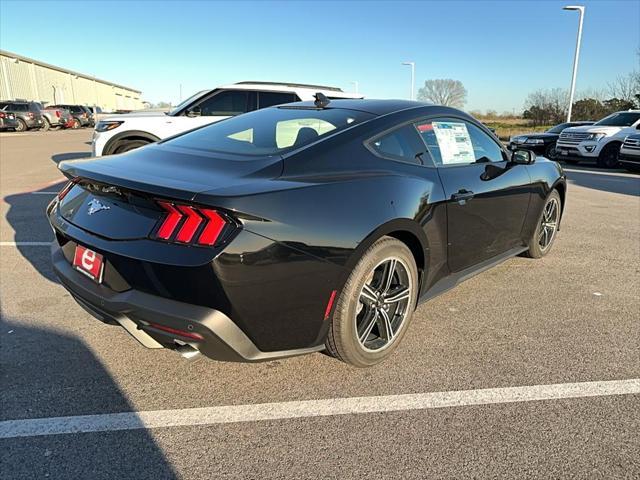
0;318;177;479
3;182;67;283
51;151;91;164
563;167;640;197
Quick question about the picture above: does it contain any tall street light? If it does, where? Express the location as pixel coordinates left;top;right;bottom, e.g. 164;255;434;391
351;81;359;94
402;61;415;100
564;5;585;122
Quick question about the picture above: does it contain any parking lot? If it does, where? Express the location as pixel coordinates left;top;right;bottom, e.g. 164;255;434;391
1;129;639;478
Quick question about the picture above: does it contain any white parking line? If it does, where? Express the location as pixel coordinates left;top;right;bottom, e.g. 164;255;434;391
1;378;637;439
564;168;638;178
0;242;51;246
29;191;58;195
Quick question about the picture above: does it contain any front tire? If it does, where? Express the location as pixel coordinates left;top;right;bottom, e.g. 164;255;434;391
114;139;151;154
597;143;620;169
524;190;561;259
325;236;418;367
545;143;557;160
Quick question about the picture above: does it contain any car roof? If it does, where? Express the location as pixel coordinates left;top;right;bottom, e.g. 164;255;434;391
219;82;363;99
278;98;429;116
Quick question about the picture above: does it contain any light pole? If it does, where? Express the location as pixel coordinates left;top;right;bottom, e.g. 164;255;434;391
350;81;359;94
402;61;415;100
563;5;585;122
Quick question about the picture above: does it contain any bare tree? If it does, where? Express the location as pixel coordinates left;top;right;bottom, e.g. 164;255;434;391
608;72;640;104
523;88;569;125
417;79;467;108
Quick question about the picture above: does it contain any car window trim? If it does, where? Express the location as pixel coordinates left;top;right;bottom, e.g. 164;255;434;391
364;118;437;168
188;89;252;117
257;91;300;109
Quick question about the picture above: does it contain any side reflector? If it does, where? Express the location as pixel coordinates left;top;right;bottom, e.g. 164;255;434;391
198;209;226;246
148;322;204;341
175;205;203;243
324;290;337;320
157;202;183;240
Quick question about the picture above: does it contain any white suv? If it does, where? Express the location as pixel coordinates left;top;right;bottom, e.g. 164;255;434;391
92;82;363;156
555;110;640;168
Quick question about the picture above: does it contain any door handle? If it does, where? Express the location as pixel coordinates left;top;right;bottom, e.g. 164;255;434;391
452;189;475;205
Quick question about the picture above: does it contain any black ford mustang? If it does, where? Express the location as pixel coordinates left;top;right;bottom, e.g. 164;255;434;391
48;98;566;367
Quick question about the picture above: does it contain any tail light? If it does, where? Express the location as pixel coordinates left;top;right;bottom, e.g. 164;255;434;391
28;112;34;118
57;179;78;201
154;200;232;247
0;112;4;119
55;110;61;118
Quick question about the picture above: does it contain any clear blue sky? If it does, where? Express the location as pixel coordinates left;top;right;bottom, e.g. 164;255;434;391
0;0;638;112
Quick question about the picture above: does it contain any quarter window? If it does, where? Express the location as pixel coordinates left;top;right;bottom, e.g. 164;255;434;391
196;91;249;116
416;118;504;166
369;124;428;165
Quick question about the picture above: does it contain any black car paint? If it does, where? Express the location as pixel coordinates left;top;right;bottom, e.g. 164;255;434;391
49;101;566;360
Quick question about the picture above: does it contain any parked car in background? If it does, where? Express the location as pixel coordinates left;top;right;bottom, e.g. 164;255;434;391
618;134;640;172
34;103;72;130
0;100;44;131
555;110;640;168
49;99;566;366
49;104;92;129
92;81;363;156
509;121;594;159
80;106;96;127
0;109;19;130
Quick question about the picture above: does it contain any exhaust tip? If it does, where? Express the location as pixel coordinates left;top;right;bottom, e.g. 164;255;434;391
176;344;201;361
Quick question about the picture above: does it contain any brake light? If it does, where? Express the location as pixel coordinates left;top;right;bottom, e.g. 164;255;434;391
154;201;232;246
148;322;203;341
57;179;78;201
55;110;61;118
0;112;4;119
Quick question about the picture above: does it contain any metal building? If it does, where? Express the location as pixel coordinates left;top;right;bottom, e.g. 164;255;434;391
0;50;143;111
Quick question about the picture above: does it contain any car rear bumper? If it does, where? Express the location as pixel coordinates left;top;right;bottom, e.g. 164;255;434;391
52;241;324;362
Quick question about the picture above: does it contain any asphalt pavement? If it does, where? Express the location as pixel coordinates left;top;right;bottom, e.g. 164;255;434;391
1;129;639;479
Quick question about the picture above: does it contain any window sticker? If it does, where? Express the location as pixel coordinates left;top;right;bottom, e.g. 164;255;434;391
432;122;475;165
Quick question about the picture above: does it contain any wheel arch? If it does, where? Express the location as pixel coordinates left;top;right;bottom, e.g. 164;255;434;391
103;130;161;155
551;179;567;229
341;219;428;295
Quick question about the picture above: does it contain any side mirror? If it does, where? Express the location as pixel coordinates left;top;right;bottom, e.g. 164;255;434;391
185;107;201;117
511;148;535;165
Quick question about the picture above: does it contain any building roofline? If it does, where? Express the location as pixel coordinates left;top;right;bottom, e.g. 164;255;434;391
0;50;142;95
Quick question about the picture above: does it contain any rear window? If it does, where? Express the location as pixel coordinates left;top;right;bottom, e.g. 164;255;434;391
163;107;374;156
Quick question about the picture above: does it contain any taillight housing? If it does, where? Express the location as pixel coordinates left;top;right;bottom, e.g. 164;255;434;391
55;110;61;118
0;112;5;119
153;200;234;247
57;179;78;201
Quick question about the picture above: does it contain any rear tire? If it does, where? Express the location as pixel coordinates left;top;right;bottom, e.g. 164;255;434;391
597;143;620;169
41;118;50;131
72;118;80;129
325;236;418;367
15;118;27;132
114;139;151;154
524;190;561;259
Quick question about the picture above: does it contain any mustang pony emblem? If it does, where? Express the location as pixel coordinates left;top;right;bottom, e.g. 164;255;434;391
87;199;110;215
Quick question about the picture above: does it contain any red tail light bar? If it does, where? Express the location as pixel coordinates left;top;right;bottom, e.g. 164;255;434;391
57;178;78;201
154;201;231;247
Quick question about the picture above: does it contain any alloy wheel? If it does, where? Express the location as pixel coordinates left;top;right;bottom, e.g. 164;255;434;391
538;197;559;251
356;257;412;352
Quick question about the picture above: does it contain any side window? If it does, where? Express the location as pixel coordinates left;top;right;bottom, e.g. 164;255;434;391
16;104;28;112
196;91;249;116
369;124;428;165
416;118;504;167
258;92;298;109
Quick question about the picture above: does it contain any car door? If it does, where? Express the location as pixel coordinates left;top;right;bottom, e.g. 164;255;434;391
416;117;532;273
